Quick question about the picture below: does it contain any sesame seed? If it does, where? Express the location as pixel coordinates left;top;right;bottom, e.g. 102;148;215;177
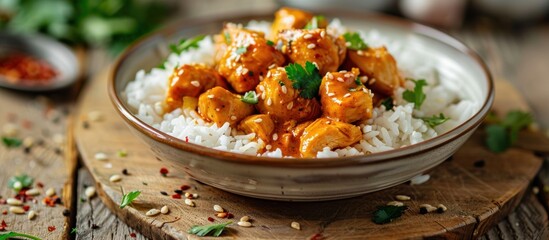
259;85;265;91
217;212;228;218
320;30;326;38
327;73;334;80
230;116;237;121
357;50;364;56
312;62;319;68
307;43;316;49
26;188;40;196
337;77;344;82
240;216;250;222
303;33;313;39
207;94;214;99
238;221;252;227
253;118;263;123
184;192;192;198
109;175;122;182
286;102;293;110
190;81;200;87
344;73;351;78
94;152;108;161
267;72;272;78
387;201;404;207
46;188;56;197
192;193;199;198
23;137;34;148
178;70;184;75
291;221;301;230
266;144;272;150
242;68;249;75
269;64;276;69
85;186;96;198
9;206;25;214
185;199;195;207
267;98;272;106
213;204;224;213
272;133;278;141
28;210;37;220
343;93;351;98
146;208;161;216
88;111;103;122
437;204;448;213
327;93;335;97
161;205;169;214
419;204;437;214
215;108;221;112
369;78;376;84
281;85;287;94
395;195;411;201
7;198;23;206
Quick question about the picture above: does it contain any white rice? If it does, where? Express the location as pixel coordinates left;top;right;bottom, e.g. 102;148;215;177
123;19;478;158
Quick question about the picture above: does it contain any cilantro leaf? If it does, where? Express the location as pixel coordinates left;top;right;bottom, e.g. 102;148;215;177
235;46;247;55
241;91;258;104
422;113;450;128
381;97;394;111
2;137;22;148
485;110;533;153
304;15;325;30
0;231;42;240
70;228;78;234
285;61;322;99
343;32;368;50
224;32;231;44
169;35;206;54
119;190;141;209
372;205;407;224
266;40;274;46
8;174;33;191
278;80;285;86
188;221;232;237
402;79;427;110
354;77;363;86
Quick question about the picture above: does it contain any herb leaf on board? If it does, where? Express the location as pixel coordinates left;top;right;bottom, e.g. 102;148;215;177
188;221;232;237
119;190;141;209
372;205;408;224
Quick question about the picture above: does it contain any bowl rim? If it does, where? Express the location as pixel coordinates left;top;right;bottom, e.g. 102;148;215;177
109;9;494;168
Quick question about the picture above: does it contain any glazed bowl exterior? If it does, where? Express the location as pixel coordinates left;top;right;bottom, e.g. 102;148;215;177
110;10;494;201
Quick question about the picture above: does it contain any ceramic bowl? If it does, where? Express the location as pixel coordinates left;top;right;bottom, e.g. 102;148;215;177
109;10;494;201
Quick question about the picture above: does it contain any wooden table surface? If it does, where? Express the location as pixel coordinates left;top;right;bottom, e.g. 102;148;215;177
2;2;549;240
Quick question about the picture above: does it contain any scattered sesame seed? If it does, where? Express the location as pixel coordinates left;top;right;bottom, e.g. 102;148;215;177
178;70;184;75
217;212;228;218
436;204;448;213
238;221;252;227
192;193;199;199
281;85;287;94
28;210;37;220
207;94;214;99
327;73;334;80
94;152;108;161
146;208;161;216
357;50;364;56
259;85;265;91
272;133;278;141
395;195;411;201
419;204;437;214
161;205;169;214
85;186;96;198
291;221;301;230
26;188;40;196
343;93;351;98
307;43;316;49
22;137;34;148
337;77;344;82
286;102;294;110
267;98;272;106
9;206;25;214
327;93;335;97
266;144;272;150
410;174;430;185
253;118;263;123
185;199;195;207
215;108;221;112
109;175;122;182
7;198;22;206
213;204;224;213
344;73;351;78
386;201;404;207
185;192;192;198
242;68;249;75
230;116;237;121
320;31;326;38
303;34;313;39
45;188;56;197
240;216;250;222
88;111;104;122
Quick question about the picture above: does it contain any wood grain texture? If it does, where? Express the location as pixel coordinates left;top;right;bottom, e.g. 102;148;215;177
72;63;544;239
0;89;76;239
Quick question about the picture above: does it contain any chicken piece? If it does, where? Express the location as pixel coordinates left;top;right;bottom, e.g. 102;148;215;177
217;26;286;93
255;67;321;123
278;29;346;75
271;7;327;38
238;114;275;142
320;68;373;123
165;64;228;112
346;46;403;96
300;118;362;157
198;87;255;127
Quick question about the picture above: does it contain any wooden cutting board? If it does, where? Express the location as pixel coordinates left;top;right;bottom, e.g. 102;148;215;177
73;69;546;239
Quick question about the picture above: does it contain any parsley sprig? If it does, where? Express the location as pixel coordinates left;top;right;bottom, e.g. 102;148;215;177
8;174;33;191
485;110;533;153
119;190;141;209
372;205;408;224
188;221;232;237
304;15;325;30
285;61;322;99
0;231;41;240
169;35;206;54
402;79;427;110
2;136;22;148
381;97;394;111
422;113;450;128
343;32;368;50
241;91;259;104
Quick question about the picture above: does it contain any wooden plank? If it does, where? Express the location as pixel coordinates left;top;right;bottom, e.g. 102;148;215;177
72;61;543;239
0;89;76;238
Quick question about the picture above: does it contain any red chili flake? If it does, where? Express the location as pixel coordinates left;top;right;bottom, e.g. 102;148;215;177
0;53;57;83
37;182;44;188
43;196;60;207
130;232;137;238
185;136;189;142
227;213;234;219
207;217;214;222
171;194;181;199
48;226;56;232
180;185;191;190
310;233;324;240
22;205;30;211
0;220;7;231
22;120;33;129
2;210;7;215
160;167;169;177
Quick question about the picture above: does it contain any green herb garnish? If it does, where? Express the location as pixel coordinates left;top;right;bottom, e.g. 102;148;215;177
381;97;394;111
241;91;258;104
119;190;141;209
485;110;533;153
266;40;274;46
169;35;206;54
304;15;325;30
117;149;128;157
224;32;231;44
422;113;450;128
0;231;42;240
70;228;78;234
285;61;322;99
402;79;427;110
8;174;33;191
278;80;285;86
343;32;368;50
188;221;232;237
235;46;247;55
2;137;22;148
354;77;363;86
372;205;407;224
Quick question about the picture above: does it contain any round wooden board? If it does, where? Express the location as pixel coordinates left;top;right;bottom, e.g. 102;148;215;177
74;70;542;239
